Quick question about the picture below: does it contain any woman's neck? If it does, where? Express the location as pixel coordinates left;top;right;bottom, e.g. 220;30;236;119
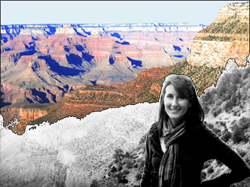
169;118;184;128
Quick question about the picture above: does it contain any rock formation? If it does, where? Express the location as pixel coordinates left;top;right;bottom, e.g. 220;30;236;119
0;103;160;187
1;23;204;107
1;56;223;136
3;2;248;135
1;57;249;186
187;2;249;67
1;103;52;135
1;3;250;187
1;67;172;134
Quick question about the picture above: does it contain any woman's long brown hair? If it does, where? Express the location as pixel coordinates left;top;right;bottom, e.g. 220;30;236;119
157;74;205;136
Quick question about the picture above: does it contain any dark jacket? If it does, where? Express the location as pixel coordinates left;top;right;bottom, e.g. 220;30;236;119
141;121;250;187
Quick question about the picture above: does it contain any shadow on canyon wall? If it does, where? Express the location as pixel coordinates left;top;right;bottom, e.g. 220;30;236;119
38;55;86;76
127;57;142;67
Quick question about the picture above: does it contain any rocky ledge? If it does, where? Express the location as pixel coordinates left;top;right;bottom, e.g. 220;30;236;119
187;2;249;68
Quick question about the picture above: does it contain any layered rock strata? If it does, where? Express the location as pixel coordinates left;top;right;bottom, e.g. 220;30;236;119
1;67;172;134
1;23;204;107
187;2;249;67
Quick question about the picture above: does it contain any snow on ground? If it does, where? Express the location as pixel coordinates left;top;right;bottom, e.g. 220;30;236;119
0;102;159;187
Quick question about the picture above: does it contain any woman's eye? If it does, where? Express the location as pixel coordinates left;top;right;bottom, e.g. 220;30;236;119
166;94;174;99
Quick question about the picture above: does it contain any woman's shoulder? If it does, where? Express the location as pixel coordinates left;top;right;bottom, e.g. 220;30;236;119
147;121;159;136
199;123;219;138
186;122;218;142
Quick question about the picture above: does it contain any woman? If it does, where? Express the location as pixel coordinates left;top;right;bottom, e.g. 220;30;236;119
140;74;250;187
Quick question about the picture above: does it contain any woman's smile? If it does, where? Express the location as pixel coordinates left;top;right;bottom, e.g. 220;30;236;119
169;108;180;112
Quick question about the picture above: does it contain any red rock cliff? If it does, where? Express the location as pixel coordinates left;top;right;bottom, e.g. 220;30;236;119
1;107;48;135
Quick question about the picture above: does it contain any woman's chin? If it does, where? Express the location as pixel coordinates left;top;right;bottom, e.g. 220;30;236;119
168;115;185;125
169;114;182;120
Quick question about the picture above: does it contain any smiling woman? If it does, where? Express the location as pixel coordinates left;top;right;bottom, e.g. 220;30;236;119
140;74;250;187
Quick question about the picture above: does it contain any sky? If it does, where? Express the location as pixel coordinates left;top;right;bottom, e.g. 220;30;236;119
1;1;248;25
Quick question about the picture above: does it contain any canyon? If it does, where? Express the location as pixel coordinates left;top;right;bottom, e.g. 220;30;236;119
1;2;250;187
1;59;249;187
1;58;223;135
187;2;249;67
1;23;204;107
1;67;172;134
1;2;249;135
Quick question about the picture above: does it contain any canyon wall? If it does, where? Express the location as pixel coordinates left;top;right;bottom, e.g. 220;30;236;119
1;59;249;186
1;3;250;186
3;3;249;134
1;103;52;135
1;23;204;107
187;2;249;67
1;67;172;134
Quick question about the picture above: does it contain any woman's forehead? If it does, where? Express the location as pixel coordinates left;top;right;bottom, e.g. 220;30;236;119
163;82;191;99
165;84;177;93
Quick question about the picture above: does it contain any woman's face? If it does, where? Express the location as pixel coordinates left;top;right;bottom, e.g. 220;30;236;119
164;84;191;126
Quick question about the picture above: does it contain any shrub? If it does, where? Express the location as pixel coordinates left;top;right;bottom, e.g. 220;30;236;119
219;121;226;127
122;169;130;175
90;179;99;187
207;123;221;136
238;117;250;130
134;163;138;168
231;125;248;144
212;127;221;136
124;151;131;158
138;160;145;171
239;103;244;109
104;177;122;187
224;100;233;112
125;159;134;169
135;172;142;181
110;165;117;173
114;171;123;180
139;134;146;145
230;93;238;107
236;149;247;157
113;148;125;163
201;102;210;114
201;91;215;106
242;67;250;80
117;164;123;171
207;123;214;130
212;107;222;117
216;99;223;106
220;129;232;143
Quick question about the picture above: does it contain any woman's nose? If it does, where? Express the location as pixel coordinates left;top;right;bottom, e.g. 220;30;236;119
171;97;178;106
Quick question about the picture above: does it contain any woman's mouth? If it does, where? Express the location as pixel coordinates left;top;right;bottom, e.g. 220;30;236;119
170;108;180;112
